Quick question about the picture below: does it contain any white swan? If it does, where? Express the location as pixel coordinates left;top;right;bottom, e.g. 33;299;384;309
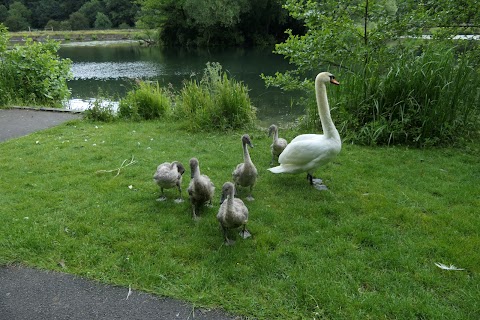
232;134;258;201
216;182;251;245
153;161;185;203
187;157;215;220
268;124;288;165
268;72;341;190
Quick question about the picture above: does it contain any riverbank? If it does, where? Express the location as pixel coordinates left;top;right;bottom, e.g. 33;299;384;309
7;29;147;44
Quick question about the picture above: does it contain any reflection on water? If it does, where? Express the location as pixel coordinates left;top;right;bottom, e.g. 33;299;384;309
60;44;302;125
67;98;119;112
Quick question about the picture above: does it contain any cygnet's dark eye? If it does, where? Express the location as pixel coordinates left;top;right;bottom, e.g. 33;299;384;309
329;75;335;80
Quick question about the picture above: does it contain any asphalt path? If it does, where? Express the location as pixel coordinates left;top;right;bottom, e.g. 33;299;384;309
0;107;83;142
0;108;239;320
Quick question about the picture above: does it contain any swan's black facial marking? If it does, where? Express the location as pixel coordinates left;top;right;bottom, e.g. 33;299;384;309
329;75;340;85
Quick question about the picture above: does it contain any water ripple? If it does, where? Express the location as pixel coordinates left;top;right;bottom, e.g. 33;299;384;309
71;62;161;80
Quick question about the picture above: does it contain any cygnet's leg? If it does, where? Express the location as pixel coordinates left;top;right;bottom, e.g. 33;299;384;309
174;186;184;203
246;186;255;201
192;205;200;221
156;188;167;201
223;227;235;246
239;225;251;239
206;199;214;208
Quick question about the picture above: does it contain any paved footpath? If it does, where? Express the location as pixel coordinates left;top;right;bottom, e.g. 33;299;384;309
0;108;240;320
0;107;83;142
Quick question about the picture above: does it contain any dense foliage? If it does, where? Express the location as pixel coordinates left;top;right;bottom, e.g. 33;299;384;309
136;0;305;47
0;24;72;107
0;0;138;31
263;0;480;146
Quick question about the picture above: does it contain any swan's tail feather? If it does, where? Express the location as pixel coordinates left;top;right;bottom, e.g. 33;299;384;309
268;166;285;174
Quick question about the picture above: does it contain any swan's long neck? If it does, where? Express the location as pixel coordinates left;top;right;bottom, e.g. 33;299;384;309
226;189;234;208
192;164;200;180
243;142;252;164
315;79;340;141
273;128;279;142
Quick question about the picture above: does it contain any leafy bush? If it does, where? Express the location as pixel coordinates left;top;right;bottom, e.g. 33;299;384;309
176;62;256;131
0;28;72;107
118;81;172;120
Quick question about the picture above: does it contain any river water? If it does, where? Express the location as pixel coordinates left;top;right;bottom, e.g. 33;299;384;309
58;41;302;125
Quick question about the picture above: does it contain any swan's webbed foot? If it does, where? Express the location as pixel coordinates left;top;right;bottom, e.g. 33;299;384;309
156;196;167;202
313;182;328;191
246;195;255;201
239;228;251;239
174;198;184;204
307;174;328;190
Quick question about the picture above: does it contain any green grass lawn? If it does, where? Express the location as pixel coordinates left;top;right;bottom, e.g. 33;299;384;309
1;119;479;319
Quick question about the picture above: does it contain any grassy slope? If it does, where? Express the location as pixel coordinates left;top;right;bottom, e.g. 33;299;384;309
0;119;479;319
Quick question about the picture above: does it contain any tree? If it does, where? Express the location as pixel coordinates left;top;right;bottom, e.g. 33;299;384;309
30;0;62;29
103;0;138;27
79;0;104;28
4;1;30;31
0;5;8;23
137;0;304;46
68;11;89;30
94;12;112;29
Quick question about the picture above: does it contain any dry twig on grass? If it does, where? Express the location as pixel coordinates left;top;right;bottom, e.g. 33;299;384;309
96;156;137;177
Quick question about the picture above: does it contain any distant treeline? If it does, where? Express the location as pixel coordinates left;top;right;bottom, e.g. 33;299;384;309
0;0;304;47
0;0;137;31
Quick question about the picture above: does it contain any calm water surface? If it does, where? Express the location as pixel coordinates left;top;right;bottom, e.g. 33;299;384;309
59;42;302;125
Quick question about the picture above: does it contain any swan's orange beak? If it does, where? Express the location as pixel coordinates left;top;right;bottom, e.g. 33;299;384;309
330;79;340;85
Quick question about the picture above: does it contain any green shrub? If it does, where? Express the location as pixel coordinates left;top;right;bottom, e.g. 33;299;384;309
176;62;256;131
118;81;172;120
0;30;72;107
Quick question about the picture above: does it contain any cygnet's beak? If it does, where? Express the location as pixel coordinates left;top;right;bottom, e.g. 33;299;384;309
330;78;340;85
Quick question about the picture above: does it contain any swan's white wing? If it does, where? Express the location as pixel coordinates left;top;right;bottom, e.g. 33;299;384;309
289;134;319;144
279;136;335;165
278;140;319;165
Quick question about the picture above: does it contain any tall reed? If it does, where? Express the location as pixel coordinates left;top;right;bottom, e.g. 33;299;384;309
176;62;256;131
118;81;172;120
333;44;480;146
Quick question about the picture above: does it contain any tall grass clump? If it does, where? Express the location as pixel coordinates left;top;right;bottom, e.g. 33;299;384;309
176;62;256;131
83;98;117;122
0;25;72;108
118;80;172;120
333;44;480;147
